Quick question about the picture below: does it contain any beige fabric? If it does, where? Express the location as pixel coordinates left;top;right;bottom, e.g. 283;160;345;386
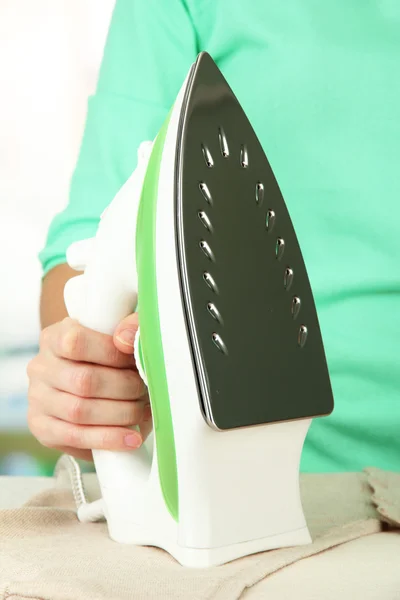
365;467;400;528
243;532;400;600
0;470;399;600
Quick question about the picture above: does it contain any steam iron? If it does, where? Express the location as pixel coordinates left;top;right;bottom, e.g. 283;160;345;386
64;52;334;568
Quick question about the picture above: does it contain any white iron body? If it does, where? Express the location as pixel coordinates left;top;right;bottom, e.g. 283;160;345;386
64;59;314;568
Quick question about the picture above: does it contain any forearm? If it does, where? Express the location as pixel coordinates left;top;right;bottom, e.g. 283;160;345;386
40;264;80;328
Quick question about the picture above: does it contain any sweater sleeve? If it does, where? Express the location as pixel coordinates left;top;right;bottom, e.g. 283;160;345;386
39;0;198;275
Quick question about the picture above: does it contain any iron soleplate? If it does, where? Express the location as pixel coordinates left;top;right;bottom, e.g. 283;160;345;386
175;52;334;430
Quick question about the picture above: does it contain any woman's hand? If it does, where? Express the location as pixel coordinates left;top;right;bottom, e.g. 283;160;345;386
27;313;152;461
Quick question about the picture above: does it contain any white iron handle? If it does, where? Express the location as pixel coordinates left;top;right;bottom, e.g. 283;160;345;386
64;142;154;518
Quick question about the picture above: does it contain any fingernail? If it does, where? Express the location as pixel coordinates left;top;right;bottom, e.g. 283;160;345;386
116;329;136;348
143;404;152;422
124;432;142;448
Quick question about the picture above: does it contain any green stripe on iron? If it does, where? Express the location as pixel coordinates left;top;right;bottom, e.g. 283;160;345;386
136;112;179;521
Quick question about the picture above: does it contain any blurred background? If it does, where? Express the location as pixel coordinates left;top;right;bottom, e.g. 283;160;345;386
0;0;115;475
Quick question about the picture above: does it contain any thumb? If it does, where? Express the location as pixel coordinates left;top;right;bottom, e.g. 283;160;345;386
113;312;139;354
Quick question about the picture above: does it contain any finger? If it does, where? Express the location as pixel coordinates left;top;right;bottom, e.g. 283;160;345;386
44;317;136;368
113;313;139;354
46;356;146;400
55;447;93;462
139;415;153;441
137;392;153;441
30;414;143;451
39;384;149;426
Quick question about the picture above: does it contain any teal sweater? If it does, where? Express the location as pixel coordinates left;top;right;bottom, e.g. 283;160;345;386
40;0;400;472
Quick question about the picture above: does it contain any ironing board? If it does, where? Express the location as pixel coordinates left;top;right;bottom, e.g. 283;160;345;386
0;475;53;509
